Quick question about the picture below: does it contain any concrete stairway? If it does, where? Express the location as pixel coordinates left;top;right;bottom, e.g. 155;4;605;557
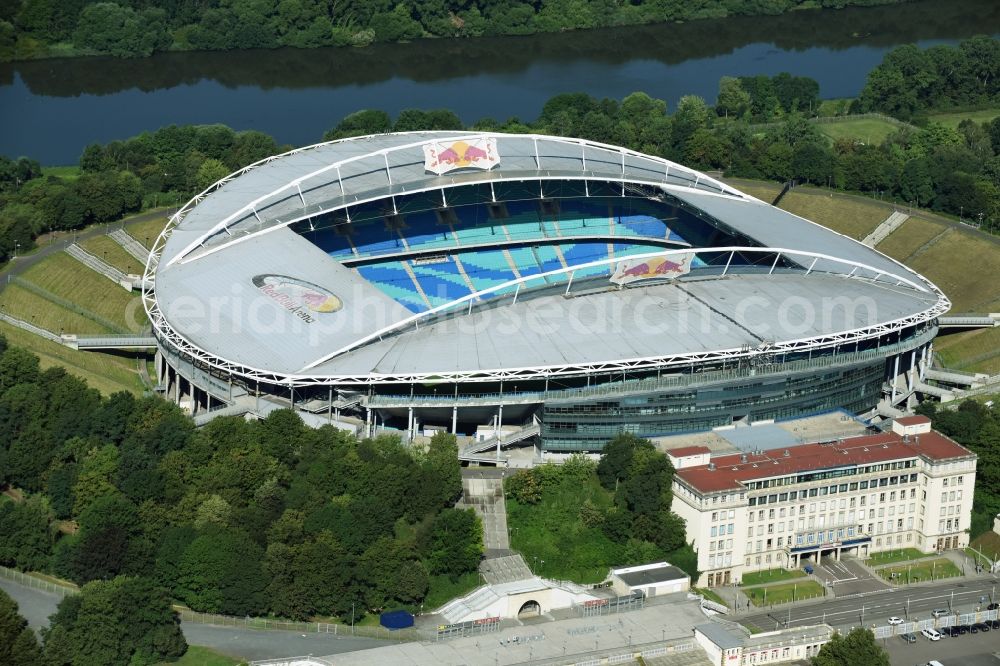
863;210;909;247
458;474;510;551
109;228;151;264
65;244;129;287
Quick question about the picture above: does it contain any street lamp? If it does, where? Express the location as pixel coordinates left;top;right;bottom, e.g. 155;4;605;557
13;241;19;259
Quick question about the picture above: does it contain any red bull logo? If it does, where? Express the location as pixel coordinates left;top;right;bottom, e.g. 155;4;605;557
611;253;693;285
423;138;500;174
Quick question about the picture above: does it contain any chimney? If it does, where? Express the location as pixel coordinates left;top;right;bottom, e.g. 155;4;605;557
708;462;716;471
783;449;790;457
741;453;748;464
904;434;910;443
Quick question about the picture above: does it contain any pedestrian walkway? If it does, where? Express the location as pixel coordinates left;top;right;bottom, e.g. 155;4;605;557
457;473;510;552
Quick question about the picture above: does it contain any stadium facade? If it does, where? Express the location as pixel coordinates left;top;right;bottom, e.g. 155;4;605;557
144;132;949;452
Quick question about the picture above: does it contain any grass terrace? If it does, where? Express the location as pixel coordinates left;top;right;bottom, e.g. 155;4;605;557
739;568;807;586
0;283;110;335
0;321;145;395
128;214;172;249
744;580;824;606
79;234;145;275
875;217;949;262
865;548;926;566
155;646;240;666
877;558;962;584
20;254;145;332
904;231;1000;312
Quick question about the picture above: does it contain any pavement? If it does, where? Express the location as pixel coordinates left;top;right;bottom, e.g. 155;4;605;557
883;627;1000;666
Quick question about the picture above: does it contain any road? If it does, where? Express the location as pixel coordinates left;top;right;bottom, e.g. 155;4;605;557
1;576;392;662
741;577;1000;633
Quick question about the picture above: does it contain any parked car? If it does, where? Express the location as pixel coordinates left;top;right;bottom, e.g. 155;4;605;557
970;623;979;634
921;628;942;641
988;602;999;611
958;624;970;634
888;616;904;625
973;622;990;632
899;632;917;643
988;619;1000;630
926;661;944;666
931;608;950;618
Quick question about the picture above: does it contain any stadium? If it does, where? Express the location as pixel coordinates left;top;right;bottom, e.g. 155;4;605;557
144;132;950;453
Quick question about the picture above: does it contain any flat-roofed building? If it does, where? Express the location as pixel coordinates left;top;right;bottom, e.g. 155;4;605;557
694;622;833;666
609;561;690;597
671;416;977;587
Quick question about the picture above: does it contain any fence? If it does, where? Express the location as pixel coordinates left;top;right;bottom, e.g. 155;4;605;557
0;565;78;597
176;609;423;641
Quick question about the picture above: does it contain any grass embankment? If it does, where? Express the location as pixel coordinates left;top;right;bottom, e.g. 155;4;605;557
0;322;145;395
507;472;621;584
877;558;962;584
20;253;145;332
969;531;1000;564
739;568;806;586
79;234;145;275
156;646;241;666
865;548;926;566
128;215;172;249
423;572;480;610
694;587;728;607
778;187;890;240
0;283;109;335
745;581;824;606
816;117;902;145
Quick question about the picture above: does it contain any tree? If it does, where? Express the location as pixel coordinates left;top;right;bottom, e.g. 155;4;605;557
0;589;43;666
0;495;52;571
812;628;889;666
596;432;654;491
424;507;483;578
194;158;229;192
178;528;267;615
323;110;393;141
716;76;750;118
48;576;186;666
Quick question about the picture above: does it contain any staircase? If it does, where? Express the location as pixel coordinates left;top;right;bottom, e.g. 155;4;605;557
461;423;540;457
459;474;510;551
65;244;129;287
109;228;150;264
862;211;909;247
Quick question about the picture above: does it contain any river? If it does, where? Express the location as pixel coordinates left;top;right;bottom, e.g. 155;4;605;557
2;0;999;164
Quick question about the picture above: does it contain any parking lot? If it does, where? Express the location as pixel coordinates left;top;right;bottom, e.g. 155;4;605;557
884;626;1000;666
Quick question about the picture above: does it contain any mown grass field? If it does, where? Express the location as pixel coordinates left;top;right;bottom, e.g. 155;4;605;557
877;557;961;583
79;234;145;275
723;179;783;204
778;187;890;240
816;117;902;145
927;108;1000;129
20;253;145;332
0;322;144;395
40;165;81;180
904;231;1000;313
739;568;806;586
745;580;824;606
935;324;1000;375
865;548;926;566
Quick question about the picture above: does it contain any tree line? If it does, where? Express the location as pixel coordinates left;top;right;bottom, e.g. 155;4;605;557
0;335;482;664
3;38;999;264
0;0;915;61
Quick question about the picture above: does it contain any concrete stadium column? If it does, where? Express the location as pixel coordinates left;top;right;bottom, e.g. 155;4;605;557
328;388;334;423
172;366;180;404
451;405;458;434
365;407;371;437
908;350;917;391
495;403;504;457
407;406;414;443
155;351;164;385
891;355;900;402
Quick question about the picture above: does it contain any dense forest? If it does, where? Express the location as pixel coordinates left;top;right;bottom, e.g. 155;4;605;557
0;0;915;61
2;38;999;264
0;335;483;649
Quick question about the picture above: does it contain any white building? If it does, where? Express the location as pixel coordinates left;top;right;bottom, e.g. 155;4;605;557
694;622;832;666
609;561;690;597
671;416;977;587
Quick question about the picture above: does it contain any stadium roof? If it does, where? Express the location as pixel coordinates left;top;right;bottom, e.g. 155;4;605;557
146;132;950;386
674;430;975;494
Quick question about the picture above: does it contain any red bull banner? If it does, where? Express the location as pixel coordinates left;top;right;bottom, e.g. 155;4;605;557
423;137;500;175
610;252;694;286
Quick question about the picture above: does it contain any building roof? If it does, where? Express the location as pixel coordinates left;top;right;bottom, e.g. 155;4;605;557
668;446;712;457
695;622;745;650
675;429;975;494
612;563;689;587
896;415;932;426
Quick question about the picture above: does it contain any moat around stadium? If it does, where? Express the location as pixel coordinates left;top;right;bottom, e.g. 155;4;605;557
144;132;949;453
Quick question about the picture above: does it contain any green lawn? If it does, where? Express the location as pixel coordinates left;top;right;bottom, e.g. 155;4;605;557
935;325;1000;375
157;646;241;666
424;572;480;611
0;321;145;396
926;108;1000;129
695;587;729;608
816;117;902;145
739;568;806;586
0;283;110;335
79;234;145;275
904;231;1000;312
970;531;1000;564
877;558;961;584
745;580;824;606
506;472;623;584
721;178;783;204
778;187;890;240
865;548;926;566
20;253;145;332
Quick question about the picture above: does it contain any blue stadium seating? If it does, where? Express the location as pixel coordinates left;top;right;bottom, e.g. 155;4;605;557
506;247;542;277
356;263;426;313
459;251;518;290
397;211;457;251
409;259;472;306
